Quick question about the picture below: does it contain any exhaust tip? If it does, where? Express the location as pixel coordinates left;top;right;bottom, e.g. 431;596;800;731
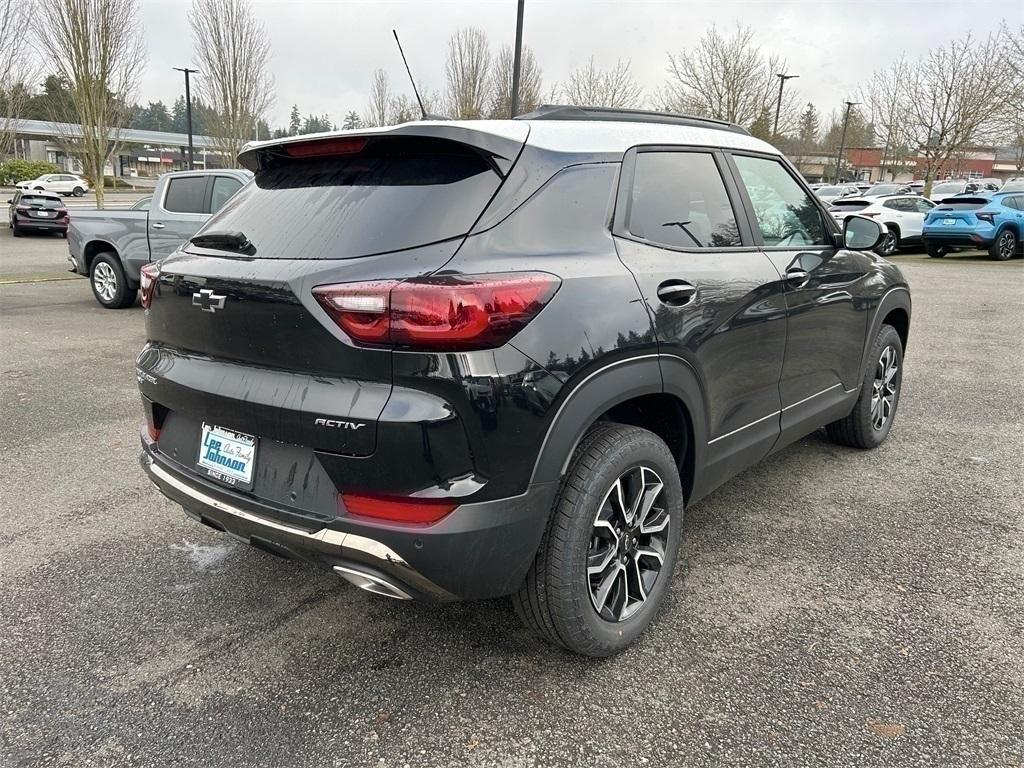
333;565;412;600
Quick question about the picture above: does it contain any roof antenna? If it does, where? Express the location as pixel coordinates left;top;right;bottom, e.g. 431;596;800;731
393;29;427;120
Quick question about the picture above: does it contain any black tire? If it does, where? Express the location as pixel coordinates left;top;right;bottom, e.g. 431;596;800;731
72;186;85;197
512;422;685;657
925;242;946;258
89;253;137;309
876;226;899;257
989;229;1016;261
826;324;903;449
11;221;21;237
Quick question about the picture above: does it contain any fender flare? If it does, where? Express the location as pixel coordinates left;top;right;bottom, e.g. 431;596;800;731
861;286;911;373
528;354;708;494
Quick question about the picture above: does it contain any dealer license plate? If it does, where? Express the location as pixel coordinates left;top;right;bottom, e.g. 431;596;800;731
942;218;956;226
197;423;256;489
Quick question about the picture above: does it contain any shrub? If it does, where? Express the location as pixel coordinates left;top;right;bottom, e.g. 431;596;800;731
0;159;61;185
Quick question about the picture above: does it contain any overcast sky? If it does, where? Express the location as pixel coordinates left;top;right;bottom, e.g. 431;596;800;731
137;0;1021;129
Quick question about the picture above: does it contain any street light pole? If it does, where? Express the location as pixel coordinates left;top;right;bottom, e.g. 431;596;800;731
173;67;199;170
773;73;798;137
510;0;525;117
834;100;860;184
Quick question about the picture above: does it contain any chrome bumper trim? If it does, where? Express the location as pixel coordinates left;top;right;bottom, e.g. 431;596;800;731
147;459;409;568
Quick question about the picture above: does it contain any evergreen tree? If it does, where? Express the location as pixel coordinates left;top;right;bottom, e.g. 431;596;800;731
288;104;301;136
797;103;820;150
342;111;362;130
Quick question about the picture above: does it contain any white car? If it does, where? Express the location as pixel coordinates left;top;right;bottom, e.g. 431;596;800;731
928;180;979;203
15;174;90;197
828;195;937;256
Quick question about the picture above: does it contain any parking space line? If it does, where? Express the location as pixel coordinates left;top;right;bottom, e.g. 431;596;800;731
0;275;80;285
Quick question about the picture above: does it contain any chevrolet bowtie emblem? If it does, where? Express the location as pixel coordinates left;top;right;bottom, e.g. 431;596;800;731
192;289;227;312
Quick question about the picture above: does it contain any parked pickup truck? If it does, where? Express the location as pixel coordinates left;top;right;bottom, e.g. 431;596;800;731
68;169;252;308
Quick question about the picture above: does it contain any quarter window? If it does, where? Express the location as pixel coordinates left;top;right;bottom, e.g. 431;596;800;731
732;155;828;247
626;151;742;249
163;176;208;214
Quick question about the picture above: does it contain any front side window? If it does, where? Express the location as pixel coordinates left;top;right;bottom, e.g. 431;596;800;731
164;176;208;214
732;154;827;247
913;199;935;215
626;151;742;249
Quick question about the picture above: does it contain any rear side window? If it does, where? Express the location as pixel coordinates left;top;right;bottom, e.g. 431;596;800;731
200;137;502;259
732;155;827;247
626;151;742;249
164;176;208;214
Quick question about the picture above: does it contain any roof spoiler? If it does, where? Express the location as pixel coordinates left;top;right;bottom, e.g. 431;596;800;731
237;122;530;176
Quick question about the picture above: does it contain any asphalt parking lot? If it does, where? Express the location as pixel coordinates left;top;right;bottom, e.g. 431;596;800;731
1;228;1022;767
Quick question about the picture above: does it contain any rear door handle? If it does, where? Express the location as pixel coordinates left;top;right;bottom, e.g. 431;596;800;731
151;222;165;229
785;269;810;287
656;281;697;306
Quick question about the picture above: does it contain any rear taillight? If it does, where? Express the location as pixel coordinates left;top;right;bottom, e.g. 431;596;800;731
145;420;161;442
976;212;996;224
140;263;160;309
341;493;457;524
313;272;560;351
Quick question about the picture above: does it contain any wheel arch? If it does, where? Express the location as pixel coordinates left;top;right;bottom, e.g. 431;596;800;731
529;355;706;505
864;287;912;369
83;240;120;274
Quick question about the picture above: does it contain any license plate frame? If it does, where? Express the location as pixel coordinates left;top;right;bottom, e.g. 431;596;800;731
942;218;957;226
197;423;257;490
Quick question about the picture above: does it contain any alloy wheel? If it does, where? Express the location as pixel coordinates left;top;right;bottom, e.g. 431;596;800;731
870;345;899;431
587;465;670;622
92;262;117;302
879;230;897;256
998;232;1015;259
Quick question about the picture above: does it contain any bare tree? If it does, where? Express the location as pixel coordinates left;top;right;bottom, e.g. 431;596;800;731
189;0;275;160
663;24;790;129
860;58;913;181
35;0;144;208
489;44;542;118
444;27;491;119
388;93;416;125
998;23;1024;173
900;32;1003;196
559;57;642;109
364;68;391;127
0;0;40;157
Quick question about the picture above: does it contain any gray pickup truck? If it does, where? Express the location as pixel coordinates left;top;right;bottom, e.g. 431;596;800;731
68;168;252;308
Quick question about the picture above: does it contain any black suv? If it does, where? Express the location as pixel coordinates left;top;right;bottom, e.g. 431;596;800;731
138;107;910;656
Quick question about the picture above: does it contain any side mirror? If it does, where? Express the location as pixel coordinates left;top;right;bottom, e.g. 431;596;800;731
843;215;885;251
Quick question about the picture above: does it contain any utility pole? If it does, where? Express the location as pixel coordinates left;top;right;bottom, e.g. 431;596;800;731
834;100;859;184
773;73;798;137
173;67;199;170
510;0;525;117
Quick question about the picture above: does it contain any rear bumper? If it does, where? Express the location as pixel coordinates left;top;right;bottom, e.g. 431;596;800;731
14;218;67;231
141;438;556;601
922;231;992;248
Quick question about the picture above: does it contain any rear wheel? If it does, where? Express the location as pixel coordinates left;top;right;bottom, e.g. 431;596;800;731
925;242;946;258
989;229;1016;261
512;422;684;656
90;253;137;309
11;221;22;237
72;186;85;197
826;324;903;449
876;226;899;257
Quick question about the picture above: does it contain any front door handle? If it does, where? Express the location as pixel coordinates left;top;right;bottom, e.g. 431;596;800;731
785;268;810;287
151;222;165;229
656;281;697;306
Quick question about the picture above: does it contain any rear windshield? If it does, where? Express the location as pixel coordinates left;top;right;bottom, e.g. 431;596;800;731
817;186;842;195
19;195;62;209
198;137;501;259
936;200;987;210
932;183;964;194
831;200;869;210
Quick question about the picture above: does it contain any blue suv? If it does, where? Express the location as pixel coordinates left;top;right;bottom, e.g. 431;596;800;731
923;191;1024;260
